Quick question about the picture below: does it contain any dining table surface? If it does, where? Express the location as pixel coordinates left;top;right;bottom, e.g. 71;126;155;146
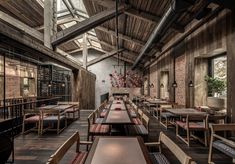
103;100;133;124
38;105;58;110
166;108;206;116
84;136;152;164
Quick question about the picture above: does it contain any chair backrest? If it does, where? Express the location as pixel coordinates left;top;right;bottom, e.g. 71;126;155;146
159;104;173;109
159;132;193;164
138;109;143;119
209;114;226;124
57;101;79;107
47;131;80;164
142;114;149;131
186;114;209;129
23;109;41;115
87;112;95;127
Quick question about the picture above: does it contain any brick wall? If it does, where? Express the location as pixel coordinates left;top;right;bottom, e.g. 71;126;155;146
175;54;186;105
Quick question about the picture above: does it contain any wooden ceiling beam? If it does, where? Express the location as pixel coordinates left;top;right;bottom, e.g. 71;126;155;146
96;26;162;50
51;5;127;47
87;49;124;67
90;0;184;32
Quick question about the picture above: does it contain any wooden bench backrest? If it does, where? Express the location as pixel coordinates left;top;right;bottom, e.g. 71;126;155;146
142;113;149;130
47;131;79;164
87;112;95;126
159;132;192;164
57;101;79;107
211;124;235;132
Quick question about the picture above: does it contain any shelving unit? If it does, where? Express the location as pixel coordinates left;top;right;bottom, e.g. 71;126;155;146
37;64;71;101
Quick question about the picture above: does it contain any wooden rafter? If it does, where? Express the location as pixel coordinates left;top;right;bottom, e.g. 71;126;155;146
87;49;124;67
90;0;184;32
51;5;127;47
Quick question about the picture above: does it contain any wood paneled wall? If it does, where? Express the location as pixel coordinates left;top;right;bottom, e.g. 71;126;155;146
72;69;96;109
149;9;231;108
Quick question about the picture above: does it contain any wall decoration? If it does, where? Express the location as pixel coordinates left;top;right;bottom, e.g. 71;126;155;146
109;70;143;88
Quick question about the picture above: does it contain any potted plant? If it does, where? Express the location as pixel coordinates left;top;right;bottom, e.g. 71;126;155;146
205;75;226;97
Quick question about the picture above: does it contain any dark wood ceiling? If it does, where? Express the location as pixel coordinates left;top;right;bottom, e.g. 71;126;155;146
0;0;215;67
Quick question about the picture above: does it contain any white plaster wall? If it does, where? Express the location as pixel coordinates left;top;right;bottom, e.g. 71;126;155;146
72;49;126;108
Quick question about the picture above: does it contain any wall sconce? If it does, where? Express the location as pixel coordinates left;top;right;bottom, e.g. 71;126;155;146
188;80;194;87
160;83;164;88
48;81;52;88
149;83;154;88
172;81;177;88
61;83;65;87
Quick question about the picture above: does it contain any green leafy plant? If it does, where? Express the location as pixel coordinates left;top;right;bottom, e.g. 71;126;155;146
205;75;226;96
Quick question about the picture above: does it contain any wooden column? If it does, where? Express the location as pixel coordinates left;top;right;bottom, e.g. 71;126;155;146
44;0;57;48
83;33;88;69
227;11;235;123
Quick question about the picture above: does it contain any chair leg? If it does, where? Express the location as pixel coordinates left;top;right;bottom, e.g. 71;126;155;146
208;134;214;163
187;129;190;147
22;121;25;134
204;131;208;147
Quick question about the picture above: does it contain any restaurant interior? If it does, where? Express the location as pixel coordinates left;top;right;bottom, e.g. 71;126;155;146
0;0;235;163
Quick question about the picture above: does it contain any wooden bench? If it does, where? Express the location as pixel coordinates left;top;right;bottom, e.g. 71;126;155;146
128;113;149;140
57;102;80;120
208;124;235;164
145;132;195;164
87;112;110;141
47;131;92;164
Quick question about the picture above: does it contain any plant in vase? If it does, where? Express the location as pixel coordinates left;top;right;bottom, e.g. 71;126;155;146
205;75;226;97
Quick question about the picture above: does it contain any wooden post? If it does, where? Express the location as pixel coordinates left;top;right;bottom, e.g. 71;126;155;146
44;0;57;48
83;33;88;69
227;11;235;123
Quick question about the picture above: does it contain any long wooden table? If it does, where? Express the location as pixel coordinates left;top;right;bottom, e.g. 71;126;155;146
84;136;152;164
103;100;133;125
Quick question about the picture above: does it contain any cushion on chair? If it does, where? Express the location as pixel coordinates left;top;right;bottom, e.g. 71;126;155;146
149;152;170;164
25;115;41;122
43;115;66;121
176;121;205;130
213;140;235;158
70;152;87;164
132;118;142;125
90;124;110;134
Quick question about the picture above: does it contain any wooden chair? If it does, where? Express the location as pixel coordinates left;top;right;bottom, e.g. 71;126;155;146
94;108;104;124
132;108;143;125
176;114;209;146
41;109;67;135
87;112;110;141
208;124;235;164
128;113;149;140
159;104;178;129
145;132;195;164
98;104;108;118
57;101;80;120
47;131;92;164
22;109;42;135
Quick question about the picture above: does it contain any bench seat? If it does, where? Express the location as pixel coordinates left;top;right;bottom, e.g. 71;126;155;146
149;152;170;164
213;140;235;158
70;152;87;164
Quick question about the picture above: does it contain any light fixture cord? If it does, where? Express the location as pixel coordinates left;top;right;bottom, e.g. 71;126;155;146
116;0;119;66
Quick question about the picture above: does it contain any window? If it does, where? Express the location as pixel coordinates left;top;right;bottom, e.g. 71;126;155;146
210;55;227;96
